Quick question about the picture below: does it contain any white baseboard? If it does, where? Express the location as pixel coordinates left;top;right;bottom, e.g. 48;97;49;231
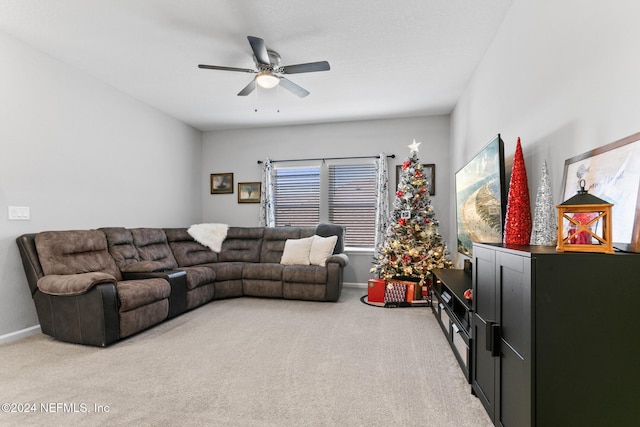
0;325;41;345
343;282;367;289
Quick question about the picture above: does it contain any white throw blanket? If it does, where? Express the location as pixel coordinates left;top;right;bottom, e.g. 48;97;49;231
187;223;229;252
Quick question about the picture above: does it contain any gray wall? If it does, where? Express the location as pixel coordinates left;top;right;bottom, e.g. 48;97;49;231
0;32;203;341
449;0;640;266
202;116;452;285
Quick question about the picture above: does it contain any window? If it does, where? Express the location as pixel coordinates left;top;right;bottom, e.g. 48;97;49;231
274;167;320;226
273;162;377;248
328;164;376;247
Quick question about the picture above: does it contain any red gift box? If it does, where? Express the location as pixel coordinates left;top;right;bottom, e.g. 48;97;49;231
386;279;421;302
405;283;416;303
384;282;407;303
367;278;386;303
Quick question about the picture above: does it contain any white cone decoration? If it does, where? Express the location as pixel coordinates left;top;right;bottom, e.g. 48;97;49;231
530;161;557;245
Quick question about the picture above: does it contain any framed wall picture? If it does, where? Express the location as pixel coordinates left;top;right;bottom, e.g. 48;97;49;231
396;163;436;195
238;182;261;203
210;173;233;194
561;131;640;252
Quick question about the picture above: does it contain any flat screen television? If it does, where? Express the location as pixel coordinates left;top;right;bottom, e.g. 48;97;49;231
455;134;507;257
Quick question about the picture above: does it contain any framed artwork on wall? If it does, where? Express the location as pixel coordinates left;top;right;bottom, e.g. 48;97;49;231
396;163;436;195
210;173;233;194
561;131;640;252
238;182;261;203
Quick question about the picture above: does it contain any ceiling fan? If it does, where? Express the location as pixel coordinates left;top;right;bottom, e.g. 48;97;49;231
198;36;330;98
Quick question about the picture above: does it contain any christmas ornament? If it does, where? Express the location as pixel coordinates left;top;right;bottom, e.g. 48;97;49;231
530;160;557;245
503;137;532;244
408;139;421;154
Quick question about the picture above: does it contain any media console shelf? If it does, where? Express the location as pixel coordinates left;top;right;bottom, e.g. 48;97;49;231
431;268;472;382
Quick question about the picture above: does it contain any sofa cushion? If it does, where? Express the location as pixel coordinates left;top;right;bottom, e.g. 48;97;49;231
131;228;178;270
119;299;168;339
282;265;328;284
309;235;338;266
164;228;218;267
299;227;317;238
283;283;326;301
116;278;171;312
243;263;284;281
280;236;315;265
35;230;122;280
207;262;244;281
260;227;301;263
179;266;216;290
100;227;141;269
218;227;264;263
316;223;346;254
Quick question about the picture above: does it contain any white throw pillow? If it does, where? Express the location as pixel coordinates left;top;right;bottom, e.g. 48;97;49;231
280;236;315;265
309;235;338;266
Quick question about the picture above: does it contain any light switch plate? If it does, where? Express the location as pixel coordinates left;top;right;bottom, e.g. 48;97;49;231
8;206;30;220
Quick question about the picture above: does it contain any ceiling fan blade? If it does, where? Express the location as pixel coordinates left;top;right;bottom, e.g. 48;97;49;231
237;78;257;96
247;36;270;66
281;61;330;74
198;64;256;73
278;77;310;98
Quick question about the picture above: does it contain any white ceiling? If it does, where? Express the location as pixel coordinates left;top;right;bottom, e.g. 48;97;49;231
0;0;514;131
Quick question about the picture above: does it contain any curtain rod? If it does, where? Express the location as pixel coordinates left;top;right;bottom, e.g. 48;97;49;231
257;154;395;164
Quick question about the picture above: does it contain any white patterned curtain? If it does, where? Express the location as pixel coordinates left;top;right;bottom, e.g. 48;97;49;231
259;158;276;226
374;153;390;251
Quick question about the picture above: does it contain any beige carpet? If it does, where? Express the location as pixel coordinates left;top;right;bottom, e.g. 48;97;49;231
0;288;492;427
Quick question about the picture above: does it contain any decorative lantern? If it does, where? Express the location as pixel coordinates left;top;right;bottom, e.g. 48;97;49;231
556;179;613;254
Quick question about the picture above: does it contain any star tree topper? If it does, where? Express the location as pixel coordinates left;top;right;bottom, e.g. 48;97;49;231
408;139;421;154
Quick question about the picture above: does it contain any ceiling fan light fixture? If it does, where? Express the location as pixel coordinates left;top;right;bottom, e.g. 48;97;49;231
256;72;279;89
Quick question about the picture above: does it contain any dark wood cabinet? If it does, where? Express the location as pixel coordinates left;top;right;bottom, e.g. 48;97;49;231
432;269;473;382
472;243;640;426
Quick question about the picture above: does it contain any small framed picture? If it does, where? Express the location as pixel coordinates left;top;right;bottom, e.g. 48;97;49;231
238;182;261;203
396;163;436;196
401;210;411;219
210;173;233;194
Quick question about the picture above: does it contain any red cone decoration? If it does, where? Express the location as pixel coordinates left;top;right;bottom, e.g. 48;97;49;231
503;137;532;244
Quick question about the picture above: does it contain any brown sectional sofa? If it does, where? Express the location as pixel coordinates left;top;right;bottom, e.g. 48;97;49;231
16;224;348;347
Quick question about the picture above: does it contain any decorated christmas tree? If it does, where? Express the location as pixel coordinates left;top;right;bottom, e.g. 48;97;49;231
371;140;453;285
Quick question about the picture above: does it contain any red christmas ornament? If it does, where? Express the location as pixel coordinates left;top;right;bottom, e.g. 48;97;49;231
397;190;404;198
402;160;411;169
503;137;532;244
398;218;406;226
415;170;422;178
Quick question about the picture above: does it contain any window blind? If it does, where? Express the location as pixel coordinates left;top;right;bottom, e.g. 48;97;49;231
274;167;320;226
328;164;377;247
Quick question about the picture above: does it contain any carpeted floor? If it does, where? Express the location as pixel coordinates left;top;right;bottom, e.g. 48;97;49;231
0;288;492;426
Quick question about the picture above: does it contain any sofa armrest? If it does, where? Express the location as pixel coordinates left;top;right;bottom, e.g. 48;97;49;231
33;284;120;347
326;253;349;267
37;272;117;296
